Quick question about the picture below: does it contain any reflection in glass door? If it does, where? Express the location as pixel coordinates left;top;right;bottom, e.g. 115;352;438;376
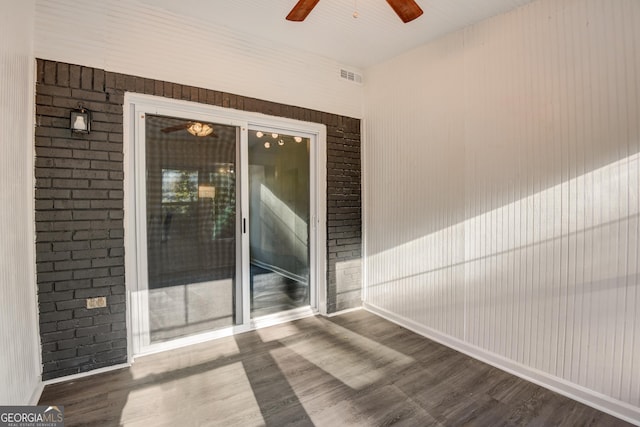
144;115;238;343
248;129;310;317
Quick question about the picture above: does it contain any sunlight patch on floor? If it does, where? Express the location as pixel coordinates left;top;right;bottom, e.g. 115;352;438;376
130;337;240;380
256;321;302;342
121;362;265;426
274;319;414;390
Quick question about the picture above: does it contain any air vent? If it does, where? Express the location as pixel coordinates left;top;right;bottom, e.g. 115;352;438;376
340;69;363;84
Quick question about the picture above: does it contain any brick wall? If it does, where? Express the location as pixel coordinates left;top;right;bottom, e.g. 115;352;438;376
327;121;362;312
35;59;361;379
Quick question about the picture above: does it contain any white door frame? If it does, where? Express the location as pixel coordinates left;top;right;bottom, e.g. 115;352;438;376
123;93;327;359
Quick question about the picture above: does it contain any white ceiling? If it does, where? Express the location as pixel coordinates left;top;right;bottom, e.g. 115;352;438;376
135;0;536;69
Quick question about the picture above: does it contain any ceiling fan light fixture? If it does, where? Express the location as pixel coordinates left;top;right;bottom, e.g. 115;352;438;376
187;122;214;137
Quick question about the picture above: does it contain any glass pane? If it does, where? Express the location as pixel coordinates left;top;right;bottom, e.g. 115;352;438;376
145;115;237;343
248;130;310;317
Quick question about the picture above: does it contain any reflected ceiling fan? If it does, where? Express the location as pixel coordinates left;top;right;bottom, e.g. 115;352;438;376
161;122;218;137
286;0;423;23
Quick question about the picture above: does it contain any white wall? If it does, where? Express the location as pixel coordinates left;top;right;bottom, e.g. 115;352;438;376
0;0;42;405
33;0;363;119
363;0;640;422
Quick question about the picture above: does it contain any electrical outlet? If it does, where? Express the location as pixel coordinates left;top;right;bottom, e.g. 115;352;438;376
86;296;107;309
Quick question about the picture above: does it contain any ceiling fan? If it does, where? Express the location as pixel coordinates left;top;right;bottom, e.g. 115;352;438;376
161;122;218;138
286;0;423;23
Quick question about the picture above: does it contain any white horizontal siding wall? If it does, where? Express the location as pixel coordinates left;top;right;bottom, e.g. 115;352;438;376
0;0;41;405
34;0;363;119
363;0;640;422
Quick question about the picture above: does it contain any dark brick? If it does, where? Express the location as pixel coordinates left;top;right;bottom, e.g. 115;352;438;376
75;287;109;299
54;259;92;271
51;178;89;189
58;317;93;331
52;241;90;251
93;276;124;287
40;322;57;334
55;298;87;310
111;339;127;349
71;189;109;199
42;348;76;363
37;84;72;98
39;302;56;313
41;329;74;343
57;336;94;350
73;169;109;179
110;303;125;314
72;150;109;160
94;330;127;343
35;168;72;179
71;229;108;241
90;180;121;189
38;289;74;303
51;138;89;150
72;268;110;280
69;65;81;88
111;322;126;331
94;313;124;325
76;324;111;337
37;272;73;284
56;63;69;87
110;285;125;295
91;257;124;268
72;248;109;260
94;348;127;363
90;161;122;171
81;67;93;90
53;158;91;169
40;310;73;323
72;211;108;220
94;69;105;91
74;307;109;319
41;342;59;356
37;251;71;262
77;342;112;356
57;356;93;371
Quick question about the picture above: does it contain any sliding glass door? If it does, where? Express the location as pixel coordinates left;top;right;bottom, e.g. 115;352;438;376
127;96;324;356
144;115;239;344
248;129;310;317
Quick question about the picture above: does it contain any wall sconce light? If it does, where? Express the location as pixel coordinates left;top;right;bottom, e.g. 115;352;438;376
70;104;91;133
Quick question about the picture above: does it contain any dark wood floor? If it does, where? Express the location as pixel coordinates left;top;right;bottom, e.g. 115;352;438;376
39;310;632;426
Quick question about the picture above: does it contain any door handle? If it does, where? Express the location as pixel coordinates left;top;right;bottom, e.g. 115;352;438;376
243;218;246;234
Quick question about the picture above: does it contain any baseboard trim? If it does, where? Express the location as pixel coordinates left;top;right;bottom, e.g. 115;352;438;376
325;306;363;317
42;363;130;387
363;302;640;426
28;381;44;405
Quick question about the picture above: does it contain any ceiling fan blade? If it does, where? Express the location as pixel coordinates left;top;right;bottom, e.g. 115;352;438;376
161;123;189;133
386;0;423;23
286;0;320;21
